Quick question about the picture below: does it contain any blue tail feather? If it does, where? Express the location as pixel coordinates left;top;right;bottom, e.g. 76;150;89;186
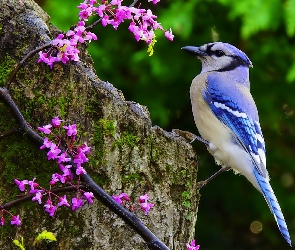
254;169;292;246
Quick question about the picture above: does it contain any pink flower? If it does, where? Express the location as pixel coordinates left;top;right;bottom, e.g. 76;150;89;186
76;166;87;175
57;52;70;64
50;173;60;185
138;194;154;215
72;197;84;210
52;34;65;47
130;7;145;20
142;9;157;22
40;137;52;150
28;178;39;192
47;143;61;160
101;15;110;27
111;0;123;7
38;124;52;134
66;30;75;37
63;124;77;137
148;0;160;4
74;24;86;36
74;151;88;167
1;217;4;226
58;195;70;207
10;215;21;226
83;192;94;204
32;191;43;204
116;6;132;20
140;201;154;215
77;2;88;10
58;152;71;164
14;179;28;191
80;142;91;154
46;56;57;69
38;0;173;68
96;5;106;17
37;52;49;64
61;167;72;181
112;196;122;204
84;31;98;42
186;240;200;250
164;28;174;41
44;200;57;217
138;194;149;203
112;193;130;204
79;7;93;20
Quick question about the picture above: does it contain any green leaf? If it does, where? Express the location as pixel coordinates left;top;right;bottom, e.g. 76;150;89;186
12;237;25;250
219;0;282;38
34;230;57;244
284;0;295;36
286;61;295;82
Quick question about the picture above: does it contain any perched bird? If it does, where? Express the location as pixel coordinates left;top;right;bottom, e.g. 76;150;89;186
182;42;291;246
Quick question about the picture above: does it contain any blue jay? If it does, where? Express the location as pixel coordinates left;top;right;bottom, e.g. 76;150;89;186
182;42;291;246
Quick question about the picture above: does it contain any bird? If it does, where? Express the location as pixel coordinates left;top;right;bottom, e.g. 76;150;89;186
182;42;291;246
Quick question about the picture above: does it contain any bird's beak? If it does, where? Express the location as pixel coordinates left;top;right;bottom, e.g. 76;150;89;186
181;46;207;57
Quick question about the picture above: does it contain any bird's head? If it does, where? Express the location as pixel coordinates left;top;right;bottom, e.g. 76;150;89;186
182;42;252;73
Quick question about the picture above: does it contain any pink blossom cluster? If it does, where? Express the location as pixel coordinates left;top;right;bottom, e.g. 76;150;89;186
186;239;200;250
12;117;94;218
38;21;97;68
77;0;174;44
38;0;173;68
112;193;154;215
38;117;90;177
14;178;94;217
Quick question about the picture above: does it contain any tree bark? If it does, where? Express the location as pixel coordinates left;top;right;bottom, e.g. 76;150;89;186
0;0;199;249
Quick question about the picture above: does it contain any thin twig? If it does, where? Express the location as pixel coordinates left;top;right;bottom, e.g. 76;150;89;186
85;17;102;31
6;43;51;89
129;0;139;7
0;127;20;140
1;185;85;210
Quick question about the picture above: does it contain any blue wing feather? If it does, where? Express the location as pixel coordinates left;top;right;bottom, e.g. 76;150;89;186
203;75;266;176
203;89;258;153
203;73;291;246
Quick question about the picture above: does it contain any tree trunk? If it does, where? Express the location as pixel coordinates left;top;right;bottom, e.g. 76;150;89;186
0;0;199;249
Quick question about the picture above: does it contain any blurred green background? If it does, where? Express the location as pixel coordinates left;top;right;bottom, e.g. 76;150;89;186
37;0;295;249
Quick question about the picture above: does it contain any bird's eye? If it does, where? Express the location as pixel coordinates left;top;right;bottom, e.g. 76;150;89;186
215;50;225;57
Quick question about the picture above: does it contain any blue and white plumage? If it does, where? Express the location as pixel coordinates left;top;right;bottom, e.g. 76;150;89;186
182;42;291;246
